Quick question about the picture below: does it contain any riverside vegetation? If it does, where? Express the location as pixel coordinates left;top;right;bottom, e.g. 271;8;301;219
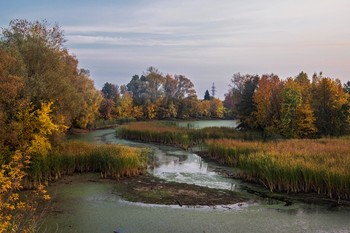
118;121;350;201
118;121;261;149
205;138;350;200
24;141;148;189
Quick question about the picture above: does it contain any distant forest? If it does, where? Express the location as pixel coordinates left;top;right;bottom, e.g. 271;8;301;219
1;19;350;145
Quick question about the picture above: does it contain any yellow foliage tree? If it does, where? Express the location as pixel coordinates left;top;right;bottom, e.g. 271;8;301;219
0;101;58;232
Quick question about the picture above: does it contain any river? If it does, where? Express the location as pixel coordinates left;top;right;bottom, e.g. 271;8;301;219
41;121;350;233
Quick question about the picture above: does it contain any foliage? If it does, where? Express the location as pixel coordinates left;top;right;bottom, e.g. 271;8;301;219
311;77;350;136
100;67;225;121
0;101;57;232
1;19;102;130
226;72;350;138
253;74;283;136
234;75;259;128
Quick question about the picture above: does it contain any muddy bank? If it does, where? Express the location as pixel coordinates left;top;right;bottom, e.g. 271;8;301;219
113;174;247;206
47;173;247;207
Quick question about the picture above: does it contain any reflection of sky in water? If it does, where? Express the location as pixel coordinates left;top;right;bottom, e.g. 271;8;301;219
149;149;239;191
177;120;238;129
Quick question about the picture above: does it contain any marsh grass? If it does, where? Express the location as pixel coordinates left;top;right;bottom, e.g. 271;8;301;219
118;121;350;200
118;121;192;149
24;141;147;189
205;138;350;200
118;121;259;149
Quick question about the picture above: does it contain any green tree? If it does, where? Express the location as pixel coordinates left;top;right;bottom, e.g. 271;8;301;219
101;82;120;101
225;73;259;122
204;90;210;100
235;75;259;129
344;81;350;93
280;79;303;138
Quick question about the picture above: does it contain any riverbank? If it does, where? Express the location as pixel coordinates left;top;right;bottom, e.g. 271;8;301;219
46;173;247;207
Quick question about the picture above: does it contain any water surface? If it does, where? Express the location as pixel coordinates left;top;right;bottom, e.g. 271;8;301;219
176;119;238;129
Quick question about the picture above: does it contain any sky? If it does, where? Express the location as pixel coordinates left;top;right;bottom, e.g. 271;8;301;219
1;0;349;99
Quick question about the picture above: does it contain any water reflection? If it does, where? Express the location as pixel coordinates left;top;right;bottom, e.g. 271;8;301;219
177;120;238;129
148;148;240;191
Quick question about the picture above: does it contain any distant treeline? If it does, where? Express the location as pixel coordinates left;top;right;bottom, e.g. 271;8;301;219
224;73;350;138
99;67;224;121
1;19;350;150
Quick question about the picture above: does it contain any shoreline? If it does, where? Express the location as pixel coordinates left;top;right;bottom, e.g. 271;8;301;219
47;172;248;207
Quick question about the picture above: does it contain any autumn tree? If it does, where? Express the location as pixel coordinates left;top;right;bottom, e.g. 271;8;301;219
1;19;102;130
0;102;57;232
71;69;102;128
311;77;350;136
144;67;165;103
210;98;224;118
125;68;201;120
197;100;211;118
253;74;283;135
115;92;134;119
99;98;115;120
174;75;197;100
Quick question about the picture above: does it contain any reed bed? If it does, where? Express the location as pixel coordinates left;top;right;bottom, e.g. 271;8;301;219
23;141;148;189
190;127;262;141
205;138;350;200
118;121;192;149
118;121;259;149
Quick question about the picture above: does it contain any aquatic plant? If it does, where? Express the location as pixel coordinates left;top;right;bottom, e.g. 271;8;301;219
118;121;260;150
118;121;192;149
204;138;350;200
23;141;148;189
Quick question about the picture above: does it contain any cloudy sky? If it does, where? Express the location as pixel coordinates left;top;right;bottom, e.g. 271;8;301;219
1;0;349;98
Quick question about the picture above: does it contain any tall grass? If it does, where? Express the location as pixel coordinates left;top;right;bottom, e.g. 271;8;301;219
118;121;259;149
23;141;148;189
118;121;192;149
205;138;350;200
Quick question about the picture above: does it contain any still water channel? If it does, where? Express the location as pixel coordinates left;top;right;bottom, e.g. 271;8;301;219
42;121;350;233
